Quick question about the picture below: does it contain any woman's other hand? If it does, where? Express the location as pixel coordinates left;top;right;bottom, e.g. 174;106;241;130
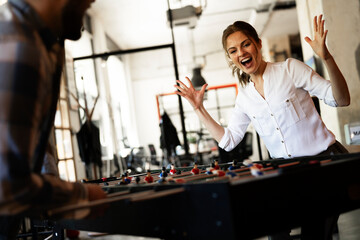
174;77;208;110
305;14;331;60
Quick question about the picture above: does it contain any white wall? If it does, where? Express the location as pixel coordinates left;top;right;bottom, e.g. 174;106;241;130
296;0;360;150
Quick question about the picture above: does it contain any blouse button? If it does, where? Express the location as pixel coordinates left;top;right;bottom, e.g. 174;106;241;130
281;141;284;143
288;154;292;157
271;114;274;116
276;128;279;130
253;116;256;119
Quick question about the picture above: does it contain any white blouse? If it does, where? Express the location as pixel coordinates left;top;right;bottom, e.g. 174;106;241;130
218;58;337;159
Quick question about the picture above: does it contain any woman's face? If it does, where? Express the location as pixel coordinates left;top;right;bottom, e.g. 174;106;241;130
226;31;262;76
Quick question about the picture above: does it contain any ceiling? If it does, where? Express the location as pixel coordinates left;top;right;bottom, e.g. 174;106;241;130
90;0;299;52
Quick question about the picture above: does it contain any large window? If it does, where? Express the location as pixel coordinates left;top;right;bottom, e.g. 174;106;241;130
54;74;76;182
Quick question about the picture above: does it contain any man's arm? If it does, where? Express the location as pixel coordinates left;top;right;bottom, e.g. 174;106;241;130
0;27;105;218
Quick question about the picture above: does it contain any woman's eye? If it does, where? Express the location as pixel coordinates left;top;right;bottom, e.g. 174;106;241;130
244;43;250;47
229;50;236;54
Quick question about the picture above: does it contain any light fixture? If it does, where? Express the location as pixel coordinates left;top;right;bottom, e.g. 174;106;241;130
191;66;206;90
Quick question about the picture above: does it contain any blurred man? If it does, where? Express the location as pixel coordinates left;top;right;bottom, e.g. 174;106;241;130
0;0;106;239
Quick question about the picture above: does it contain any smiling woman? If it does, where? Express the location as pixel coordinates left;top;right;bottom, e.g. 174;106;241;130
222;20;265;87
174;16;350;239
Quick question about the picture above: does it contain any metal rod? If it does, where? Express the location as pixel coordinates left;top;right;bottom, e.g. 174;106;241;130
73;44;174;61
167;0;189;156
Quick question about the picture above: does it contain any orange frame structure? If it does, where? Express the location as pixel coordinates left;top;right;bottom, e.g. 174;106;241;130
155;83;238;121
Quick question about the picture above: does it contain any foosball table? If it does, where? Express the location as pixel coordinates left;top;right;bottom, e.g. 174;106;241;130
47;152;360;240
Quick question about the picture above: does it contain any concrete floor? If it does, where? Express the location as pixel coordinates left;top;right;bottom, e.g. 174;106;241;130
74;209;360;240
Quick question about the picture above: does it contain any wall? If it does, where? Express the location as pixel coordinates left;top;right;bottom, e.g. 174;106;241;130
322;0;360;150
262;35;291;62
296;0;360;151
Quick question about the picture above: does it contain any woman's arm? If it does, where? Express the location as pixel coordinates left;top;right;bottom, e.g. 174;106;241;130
305;14;350;106
175;77;225;142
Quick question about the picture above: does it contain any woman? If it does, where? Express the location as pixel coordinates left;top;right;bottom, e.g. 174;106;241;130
175;14;349;159
175;15;349;239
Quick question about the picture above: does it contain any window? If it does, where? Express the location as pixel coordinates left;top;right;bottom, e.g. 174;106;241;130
54;73;76;182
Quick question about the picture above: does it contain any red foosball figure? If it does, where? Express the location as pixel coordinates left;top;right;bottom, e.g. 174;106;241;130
213;159;220;170
170;164;177;175
243;159;264;177
191;162;200;175
144;170;154;183
213;169;226;177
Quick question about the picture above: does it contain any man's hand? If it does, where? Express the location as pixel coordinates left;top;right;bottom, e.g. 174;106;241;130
85;184;108;219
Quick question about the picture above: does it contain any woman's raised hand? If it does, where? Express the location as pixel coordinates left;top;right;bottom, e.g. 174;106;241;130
174;77;208;110
305;14;331;60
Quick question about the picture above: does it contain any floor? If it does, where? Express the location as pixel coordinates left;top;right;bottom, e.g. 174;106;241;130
73;209;360;240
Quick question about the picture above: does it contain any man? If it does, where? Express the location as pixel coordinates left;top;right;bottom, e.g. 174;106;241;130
0;0;106;238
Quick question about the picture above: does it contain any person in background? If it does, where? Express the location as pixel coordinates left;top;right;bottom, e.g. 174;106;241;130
0;0;106;239
175;14;349;240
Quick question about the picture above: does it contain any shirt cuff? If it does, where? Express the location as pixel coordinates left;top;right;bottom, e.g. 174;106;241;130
218;128;229;150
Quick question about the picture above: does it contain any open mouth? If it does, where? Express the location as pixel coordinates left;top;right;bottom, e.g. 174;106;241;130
241;57;253;68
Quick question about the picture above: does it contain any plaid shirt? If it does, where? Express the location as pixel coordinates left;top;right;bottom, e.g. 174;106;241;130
0;0;88;217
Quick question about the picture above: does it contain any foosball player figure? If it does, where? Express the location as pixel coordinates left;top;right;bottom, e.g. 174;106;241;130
119;174;129;185
158;177;167;184
225;169;237;178
158;167;168;184
159;166;168;178
213;159;220;170
243;159;264;177
135;176;141;184
228;160;239;170
144;170;154;183
205;163;215;175
191;162;200;175
124;171;132;184
213;168;226;177
170;163;177;175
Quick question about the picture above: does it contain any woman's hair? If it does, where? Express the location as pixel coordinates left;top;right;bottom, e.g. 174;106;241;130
222;21;260;87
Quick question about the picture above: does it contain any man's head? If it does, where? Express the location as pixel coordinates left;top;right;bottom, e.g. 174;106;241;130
26;0;95;40
61;0;95;40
